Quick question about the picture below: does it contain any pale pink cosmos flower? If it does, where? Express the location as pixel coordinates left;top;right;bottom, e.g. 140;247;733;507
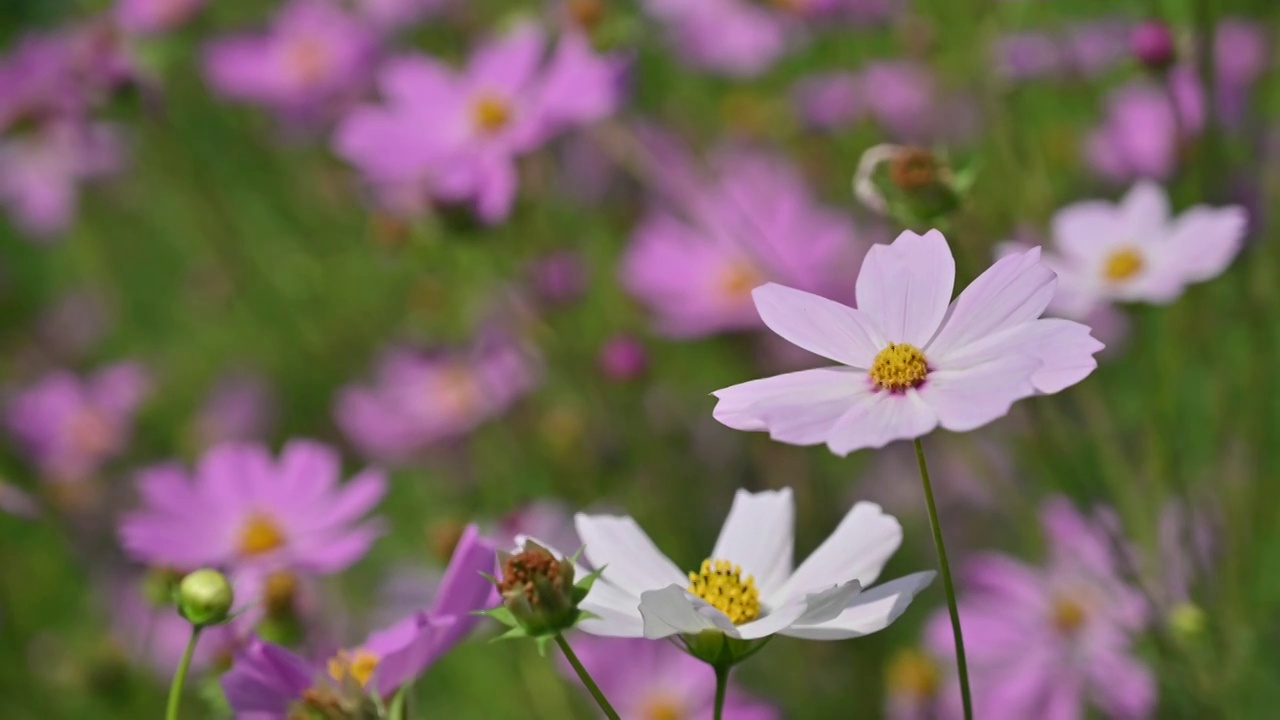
0;121;124;239
712;230;1102;455
1006;181;1247;321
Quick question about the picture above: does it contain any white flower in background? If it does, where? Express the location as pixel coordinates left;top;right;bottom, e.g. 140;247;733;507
559;488;934;642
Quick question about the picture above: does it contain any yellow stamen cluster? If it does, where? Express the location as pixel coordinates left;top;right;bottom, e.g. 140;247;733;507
237;512;287;557
471;94;513;134
887;648;939;698
687;559;760;625
1103;247;1144;282
641;696;686;720
869;343;929;392
287;38;330;86
1052;597;1088;634
327;649;380;688
718;260;766;301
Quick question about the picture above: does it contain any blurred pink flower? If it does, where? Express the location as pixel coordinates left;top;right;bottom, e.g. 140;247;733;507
1085;79;1197;184
792;71;863;130
119;440;386;578
334;337;539;464
498;499;580;553
926;497;1153;719
0;34;87;130
203;0;377;123
713;230;1101;455
622;142;872;338
642;0;790;77
528;250;588;306
351;0;447;31
334;24;623;223
1020;181;1246;320
992;31;1063;81
559;634;780;719
111;579;243;677
5;361;149;484
599;334;648;381
115;0;207;34
192;372;278;447
0;121;124;239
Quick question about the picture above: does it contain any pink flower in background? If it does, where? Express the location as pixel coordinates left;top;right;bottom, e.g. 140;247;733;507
642;0;790;77
334;24;623;222
334;337;540;464
203;0;377;122
498;499;580;554
1212;18;1268;126
599;334;648;381
792;72;863;130
0;121;124;239
1011;181;1246;320
115;0;207;34
0;34;85;130
111;579;243;677
119;440;386;578
351;0;447;31
1085;80;1197;184
222;525;495;716
5;362;149;484
192;372;278;447
926;497;1153;719
993;31;1063;81
622;143;872;338
559;635;780;719
713;230;1102;455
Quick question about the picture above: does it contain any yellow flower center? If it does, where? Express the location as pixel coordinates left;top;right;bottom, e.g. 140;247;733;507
869;343;929;392
327;649;380;688
1052;597;1087;634
286;37;331;86
887;648;939;698
1102;247;1144;282
436;364;481;416
641;696;687;720
687;559;760;625
718;259;765;301
237;512;287;557
471;93;513;134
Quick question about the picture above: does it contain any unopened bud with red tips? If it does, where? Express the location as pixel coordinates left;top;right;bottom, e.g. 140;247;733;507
1131;20;1176;72
175;568;233;628
480;540;603;650
854;144;972;228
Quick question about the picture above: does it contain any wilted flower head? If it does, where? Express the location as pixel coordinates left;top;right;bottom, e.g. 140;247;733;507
1008;181;1246;321
927;497;1153;719
334;335;539;464
5;361;149;484
203;0;377;123
115;0;208;35
334;23;623;223
119;440;386;579
622;141;872;338
0;120;124;239
560;635;780;719
713;230;1101;455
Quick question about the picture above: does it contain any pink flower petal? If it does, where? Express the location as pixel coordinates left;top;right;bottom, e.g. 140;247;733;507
925;248;1056;362
919;355;1039;432
751;283;885;368
712;367;868;445
825;389;938;455
934;318;1101;394
855;229;955;346
1164;204;1247;283
1119;179;1170;236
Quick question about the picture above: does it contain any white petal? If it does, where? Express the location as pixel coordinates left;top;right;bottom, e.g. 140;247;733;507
1119;180;1170;236
575;515;685;594
934;318;1101;394
925;248;1057;362
712;367;870;445
920;355;1041;432
732;597;810;639
855;229;955;346
1050;200;1125;263
772;502;902;604
638;585;736;639
780;571;935;640
825;388;938;456
710;488;794;598
752;284;886;368
790;580;863;626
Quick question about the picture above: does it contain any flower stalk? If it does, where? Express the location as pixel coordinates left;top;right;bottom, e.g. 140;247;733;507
554;632;619;720
164;626;201;720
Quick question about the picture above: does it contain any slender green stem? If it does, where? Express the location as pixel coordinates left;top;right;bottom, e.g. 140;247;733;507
914;438;972;720
713;663;730;720
555;633;619;720
165;626;202;720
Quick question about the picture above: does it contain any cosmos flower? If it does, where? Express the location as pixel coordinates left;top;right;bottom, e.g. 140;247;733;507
559;634;780;719
712;229;1102;455
641;0;790;77
1007;181;1247;320
5;361;150;484
118;440;386;578
622;143;872;338
925;497;1154;719
0;120;124;239
1084;80;1195;184
334;23;622;223
553;487;934;642
334;336;539;464
221;525;496;717
792;72;863;130
115;0;207;34
203;0;377;123
350;0;447;32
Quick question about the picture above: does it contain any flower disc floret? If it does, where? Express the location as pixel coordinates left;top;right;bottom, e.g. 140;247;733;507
687;559;760;625
870;343;929;392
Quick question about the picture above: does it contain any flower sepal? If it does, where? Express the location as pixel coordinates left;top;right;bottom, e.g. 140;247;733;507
678;629;772;669
477;541;604;654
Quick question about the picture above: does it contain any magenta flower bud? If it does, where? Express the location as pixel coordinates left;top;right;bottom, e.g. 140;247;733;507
1131;20;1176;71
598;335;647;381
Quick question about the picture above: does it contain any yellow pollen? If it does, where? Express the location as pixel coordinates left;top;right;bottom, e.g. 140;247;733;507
327;649;380;688
687;559;760;625
1052;598;1087;634
471;93;512;134
237;512;287;557
641;696;687;720
869;343;929;392
887;648;939;698
718;259;766;301
1102;247;1144;282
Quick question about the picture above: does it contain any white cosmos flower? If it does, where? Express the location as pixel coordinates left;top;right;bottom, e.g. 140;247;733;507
560;488;935;641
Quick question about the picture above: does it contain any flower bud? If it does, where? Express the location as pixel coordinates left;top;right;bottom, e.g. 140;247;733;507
853;144;964;226
497;541;578;635
176;568;233;627
599;335;648;381
1131;20;1176;72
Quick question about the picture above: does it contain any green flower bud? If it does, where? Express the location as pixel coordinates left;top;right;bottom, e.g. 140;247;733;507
1169;602;1206;640
497;541;578;636
176;569;234;628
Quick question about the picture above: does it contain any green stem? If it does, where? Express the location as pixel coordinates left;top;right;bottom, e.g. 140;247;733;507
713;663;730;720
914;438;973;720
165;626;202;720
555;633;619;720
